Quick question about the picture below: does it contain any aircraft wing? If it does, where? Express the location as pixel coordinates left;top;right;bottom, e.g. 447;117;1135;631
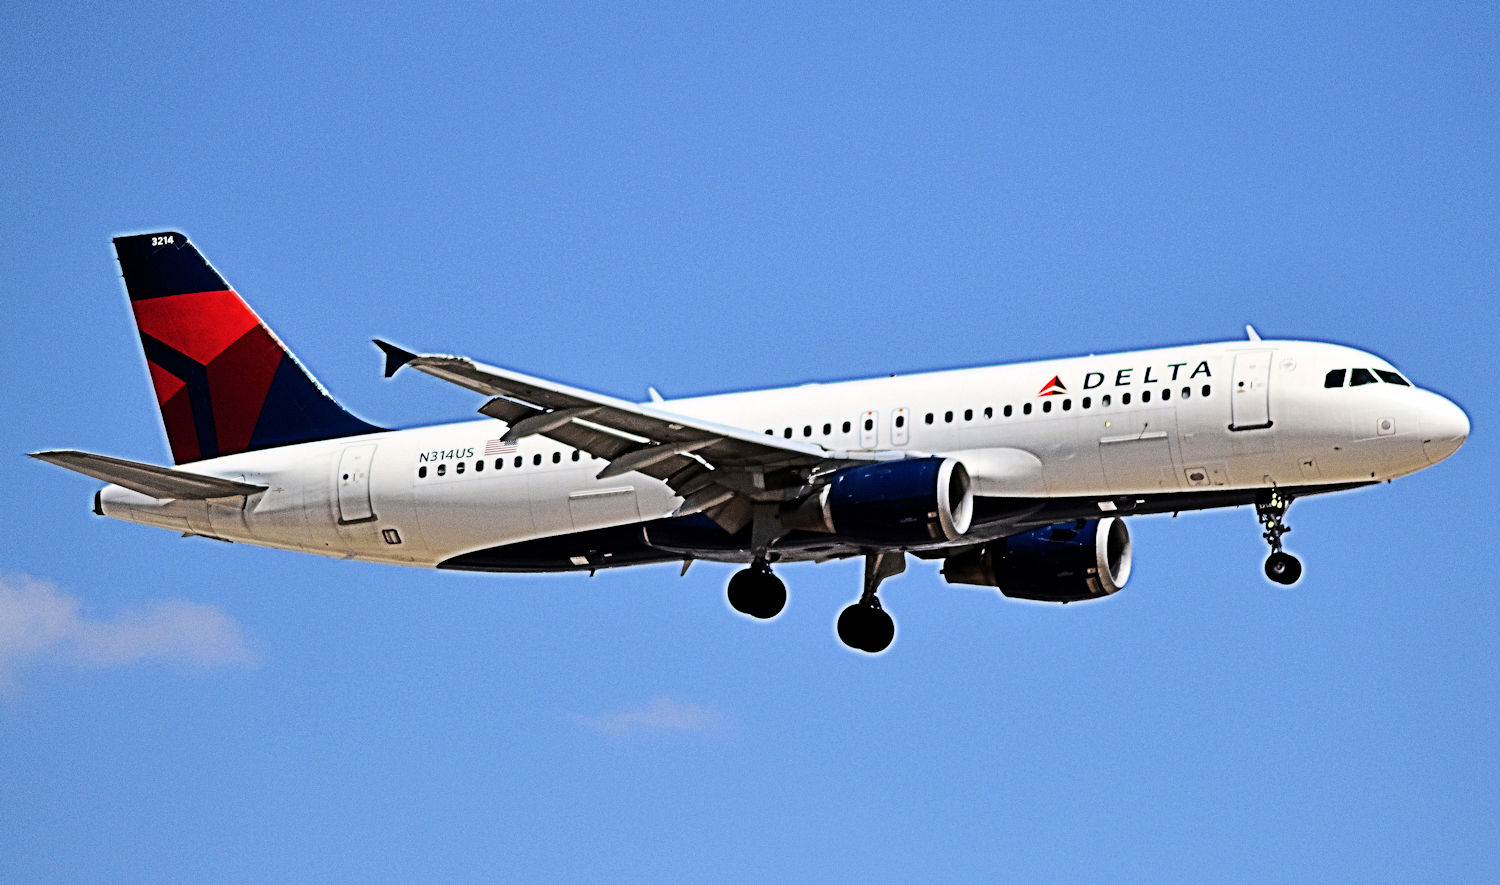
375;340;888;532
30;450;267;500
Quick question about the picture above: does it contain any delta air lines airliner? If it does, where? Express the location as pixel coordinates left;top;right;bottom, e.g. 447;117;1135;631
32;232;1469;653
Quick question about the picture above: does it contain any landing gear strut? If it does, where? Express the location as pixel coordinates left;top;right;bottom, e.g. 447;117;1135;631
727;558;786;619
837;550;902;654
1256;488;1303;585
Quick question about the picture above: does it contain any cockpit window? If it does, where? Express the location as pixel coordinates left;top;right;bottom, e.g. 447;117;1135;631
1349;368;1377;386
1324;369;1346;388
1376;370;1410;386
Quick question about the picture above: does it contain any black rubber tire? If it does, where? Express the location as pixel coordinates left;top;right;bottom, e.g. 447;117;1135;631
727;569;758;615
863;608;895;653
837;604;895;653
836;604;870;650
752;571;786;619
727;568;786;619
1265;551;1303;585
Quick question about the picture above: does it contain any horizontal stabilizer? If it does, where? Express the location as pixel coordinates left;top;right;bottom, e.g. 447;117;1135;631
29;450;267;500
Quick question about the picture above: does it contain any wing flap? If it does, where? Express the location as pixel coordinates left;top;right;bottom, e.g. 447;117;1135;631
30;450;266;500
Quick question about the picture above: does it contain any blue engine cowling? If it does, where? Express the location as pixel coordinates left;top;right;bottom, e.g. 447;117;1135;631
785;457;974;545
941;517;1132;602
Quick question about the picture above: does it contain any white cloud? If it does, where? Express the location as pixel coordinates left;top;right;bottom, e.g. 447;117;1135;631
0;574;256;692
570;697;731;737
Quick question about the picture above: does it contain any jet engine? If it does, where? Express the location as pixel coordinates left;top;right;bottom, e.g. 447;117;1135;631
783;457;973;545
942;517;1131;602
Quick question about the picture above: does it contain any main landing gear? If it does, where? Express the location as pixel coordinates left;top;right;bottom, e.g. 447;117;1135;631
726;558;787;620
724;550;904;654
836;550;903;654
1257;488;1303;585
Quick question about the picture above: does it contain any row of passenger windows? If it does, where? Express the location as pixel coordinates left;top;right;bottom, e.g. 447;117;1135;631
418;449;588;479
1325;368;1410;388
419;381;1227;477
764;385;1214;438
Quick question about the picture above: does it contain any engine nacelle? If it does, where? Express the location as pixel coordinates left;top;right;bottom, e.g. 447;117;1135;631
784;457;973;545
942;517;1132;603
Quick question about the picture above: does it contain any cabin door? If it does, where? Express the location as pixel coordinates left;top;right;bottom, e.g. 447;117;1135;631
336;443;378;524
1229;350;1273;431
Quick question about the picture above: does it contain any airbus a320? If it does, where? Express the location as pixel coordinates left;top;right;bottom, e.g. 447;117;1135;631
32;232;1469;653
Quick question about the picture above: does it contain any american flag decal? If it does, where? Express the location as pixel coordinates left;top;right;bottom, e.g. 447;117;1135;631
484;439;518;456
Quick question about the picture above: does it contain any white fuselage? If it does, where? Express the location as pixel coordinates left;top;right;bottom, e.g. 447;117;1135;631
97;339;1467;567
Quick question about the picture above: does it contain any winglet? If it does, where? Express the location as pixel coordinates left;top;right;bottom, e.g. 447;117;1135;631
373;339;417;378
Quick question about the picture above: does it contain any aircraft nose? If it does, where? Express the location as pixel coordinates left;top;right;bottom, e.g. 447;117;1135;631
1421;395;1469;465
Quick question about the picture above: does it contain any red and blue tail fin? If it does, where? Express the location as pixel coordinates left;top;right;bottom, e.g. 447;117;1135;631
113;231;381;464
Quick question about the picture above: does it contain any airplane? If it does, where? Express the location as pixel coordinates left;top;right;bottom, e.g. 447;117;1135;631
31;232;1469;653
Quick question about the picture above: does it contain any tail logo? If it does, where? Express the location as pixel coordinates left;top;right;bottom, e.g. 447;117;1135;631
132;291;290;463
114;232;379;464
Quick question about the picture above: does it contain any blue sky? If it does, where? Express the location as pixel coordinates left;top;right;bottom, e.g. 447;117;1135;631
2;3;1496;881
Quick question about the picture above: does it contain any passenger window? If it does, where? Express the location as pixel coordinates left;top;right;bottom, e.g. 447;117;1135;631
842;421;852;433
514;456;523;468
1161;388;1170;401
1122;393;1132;405
1042;400;1052;413
984;406;993;419
533;454;542;466
1324;369;1346;388
1081;397;1091;409
418;465;427;478
963;408;973;421
1201;385;1211;397
1102;394;1111;407
1141;391;1151;403
572;451;580;461
944;411;954;423
803;425;812;437
783;428;792;439
1376;370;1410;386
1350;368;1377;386
552;452;561;463
1003;405;1013;417
765;429;773;436
924;413;934;425
823;423;832;435
436;463;446;476
456;461;465;474
1062;399;1072;411
475;459;484;472
1023;403;1032;415
495;459;503;470
894;415;905;428
1181;387;1190;400
863;418;874;431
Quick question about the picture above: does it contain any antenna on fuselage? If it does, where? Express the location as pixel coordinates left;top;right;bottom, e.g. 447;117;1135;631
1245;325;1262;341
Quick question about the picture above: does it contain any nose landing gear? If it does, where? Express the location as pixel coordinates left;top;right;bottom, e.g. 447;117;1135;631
1257;488;1303;585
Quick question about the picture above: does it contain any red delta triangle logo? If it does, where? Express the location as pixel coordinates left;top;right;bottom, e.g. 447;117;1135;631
1037;375;1068;396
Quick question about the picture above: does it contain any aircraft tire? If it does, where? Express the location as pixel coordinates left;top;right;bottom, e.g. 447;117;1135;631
1264;551;1303;585
728;567;786;619
837;604;895;654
